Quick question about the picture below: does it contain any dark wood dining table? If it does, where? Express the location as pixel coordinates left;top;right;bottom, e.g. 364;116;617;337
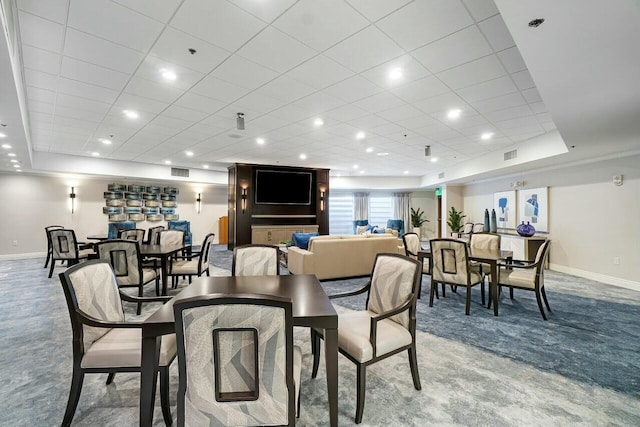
139;274;339;427
140;243;190;296
418;247;513;316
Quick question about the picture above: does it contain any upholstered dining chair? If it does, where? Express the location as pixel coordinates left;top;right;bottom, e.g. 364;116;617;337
472;223;485;233
159;229;184;246
232;244;280;276
173;294;301;427
311;253;422;424
456;222;474;243
44;225;64;269
118;228;145;244
48;229;95;278
402;232;432;299
95;239;159;314
469;232;501;278
496;240;552;320
168;233;216;287
429;239;485;314
147;225;165;244
58;260;176;427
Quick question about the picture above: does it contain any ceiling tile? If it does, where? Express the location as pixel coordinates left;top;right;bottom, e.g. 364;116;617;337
149;27;231;74
227;0;298;23
437;54;506;89
17;0;69;24
190;74;251;103
345;0;412;22
253;75;316;103
325;26;404;73
55;105;105;123
414;92;469;114
162;105;209;123
457;75;518;103
174;92;226;115
124;76;183;104
114;93;170;115
322;76;381;103
56;93;111;115
68;0;164;53
497;46;527;74
478;14;515;51
376;104;424;122
236;26;317;73
529;102;547;114
234;91;287;114
273;0;369;51
60;57;130;91
64;28;145;74
211;55;279;90
323;104;370;122
390;75;450;103
24;69;58;91
360;55;430;88
511;69;535;91
471;92;527;113
27;86;57;103
21;45;60;73
111;0;182;23
134;56;205;90
290;92;344;117
462;0;498;22
171;0;265;51
522;88;543;103
412;26;493;74
377;0;473;51
58;77;120;103
353;92;405;113
286;54;354;90
18;10;64;53
484;105;534;123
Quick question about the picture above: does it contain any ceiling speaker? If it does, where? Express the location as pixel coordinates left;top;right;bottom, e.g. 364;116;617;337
236;112;245;130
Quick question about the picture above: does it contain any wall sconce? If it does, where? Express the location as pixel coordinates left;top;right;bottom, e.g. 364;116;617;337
320;188;326;212
241;187;248;213
69;187;76;214
196;193;202;214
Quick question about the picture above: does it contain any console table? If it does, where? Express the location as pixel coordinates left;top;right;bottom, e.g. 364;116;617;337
499;234;547;265
251;224;319;244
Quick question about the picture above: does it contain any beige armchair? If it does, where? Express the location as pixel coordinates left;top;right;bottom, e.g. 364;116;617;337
497;240;552;320
232;244;280;276
44;225;63;269
469;232;501;276
173;294;301;426
147;225;165;244
311;253;422;424
118;228;145;244
58;260;175;427
430;239;485;314
168;232;216;287
48;229;95;278
402;232;432;299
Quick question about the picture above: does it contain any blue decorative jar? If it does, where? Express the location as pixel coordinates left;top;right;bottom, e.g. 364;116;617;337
516;221;536;237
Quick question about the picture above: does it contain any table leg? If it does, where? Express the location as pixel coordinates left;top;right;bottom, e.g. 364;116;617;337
491;260;499;316
140;335;161;427
324;327;338;427
160;256;168;296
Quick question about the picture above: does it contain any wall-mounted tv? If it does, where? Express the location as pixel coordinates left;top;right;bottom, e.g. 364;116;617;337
255;170;313;205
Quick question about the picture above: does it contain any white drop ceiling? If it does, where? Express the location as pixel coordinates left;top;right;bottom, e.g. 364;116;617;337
1;0;638;183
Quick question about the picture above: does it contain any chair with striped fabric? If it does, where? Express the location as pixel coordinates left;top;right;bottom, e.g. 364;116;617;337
232;244;280;276
48;229;95;278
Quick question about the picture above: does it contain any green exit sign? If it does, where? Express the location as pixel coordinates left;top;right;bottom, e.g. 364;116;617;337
435;187;442;196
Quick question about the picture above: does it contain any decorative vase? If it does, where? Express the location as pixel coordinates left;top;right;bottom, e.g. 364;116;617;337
483;209;490;232
413;227;421;240
490;209;497;233
516;221;536;237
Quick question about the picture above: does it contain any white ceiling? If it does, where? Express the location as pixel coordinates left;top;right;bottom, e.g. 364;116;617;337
0;0;638;183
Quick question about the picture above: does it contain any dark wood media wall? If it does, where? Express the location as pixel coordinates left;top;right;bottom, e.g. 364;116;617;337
227;163;330;249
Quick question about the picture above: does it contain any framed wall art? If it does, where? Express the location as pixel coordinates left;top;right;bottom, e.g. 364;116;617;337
518;187;548;232
493;190;516;229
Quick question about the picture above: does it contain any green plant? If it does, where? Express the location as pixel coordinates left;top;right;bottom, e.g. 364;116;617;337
410;207;430;228
447;206;466;232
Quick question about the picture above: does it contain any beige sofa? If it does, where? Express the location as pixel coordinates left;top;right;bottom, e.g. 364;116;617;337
287;234;404;280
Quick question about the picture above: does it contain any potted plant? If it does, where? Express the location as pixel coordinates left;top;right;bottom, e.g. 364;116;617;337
410;207;429;239
447;206;466;235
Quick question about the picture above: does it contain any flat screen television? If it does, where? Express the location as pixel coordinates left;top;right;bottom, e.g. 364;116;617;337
255;170;312;205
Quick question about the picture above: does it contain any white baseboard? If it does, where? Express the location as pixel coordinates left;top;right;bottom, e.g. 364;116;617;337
0;251;46;261
549;263;640;292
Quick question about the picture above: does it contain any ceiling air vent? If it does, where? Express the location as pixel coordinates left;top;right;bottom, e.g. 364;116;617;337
504;149;518;161
171;167;189;177
438;172;445;179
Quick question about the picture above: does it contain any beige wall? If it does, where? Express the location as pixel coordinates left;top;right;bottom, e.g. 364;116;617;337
410;191;437;240
0;173;228;256
462;155;640;288
443;185;464;237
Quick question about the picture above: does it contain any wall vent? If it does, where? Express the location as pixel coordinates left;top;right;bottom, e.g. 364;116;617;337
171;167;189;177
438;172;445;179
504;149;518;161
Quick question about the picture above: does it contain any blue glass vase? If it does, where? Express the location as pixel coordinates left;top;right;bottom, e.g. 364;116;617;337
483;209;490;232
516;221;536;237
490;209;497;233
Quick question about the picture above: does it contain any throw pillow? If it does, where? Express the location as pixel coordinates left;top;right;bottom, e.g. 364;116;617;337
356;225;368;235
291;232;319;250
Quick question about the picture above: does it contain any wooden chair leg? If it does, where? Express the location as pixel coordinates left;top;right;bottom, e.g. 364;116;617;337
535;290;548;320
541;287;551;311
441;283;446;297
408;346;421;390
311;329;321;378
62;367;84;427
106;373;116;385
355;364;366;424
44;250;51;268
48;260;56;278
510;287;514;299
480;281;485;306
137;285;143;315
429;281;436;307
465;286;471;315
160;366;173;426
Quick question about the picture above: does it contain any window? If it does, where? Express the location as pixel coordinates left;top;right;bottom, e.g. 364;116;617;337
328;194;354;234
369;196;394;229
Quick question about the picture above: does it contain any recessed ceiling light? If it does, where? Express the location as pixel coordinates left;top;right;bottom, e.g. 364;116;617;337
10;159;18;163
430;157;439;163
376;152;389;156
165;160;171;165
8;153;16;157
388;68;403;80
403;170;409;174
366;147;374;153
203;164;209;169
0;132;6;138
160;68;177;81
91;152;100;156
353;164;359;169
99;138;112;145
359;170;365;174
16;169;21;172
299;154;307;160
256;138;265;145
1;143;10;148
355;131;366;140
314;118;324;127
185;150;194;156
13;164;20;167
481;132;494;140
447;109;462;120
123;109;139;119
